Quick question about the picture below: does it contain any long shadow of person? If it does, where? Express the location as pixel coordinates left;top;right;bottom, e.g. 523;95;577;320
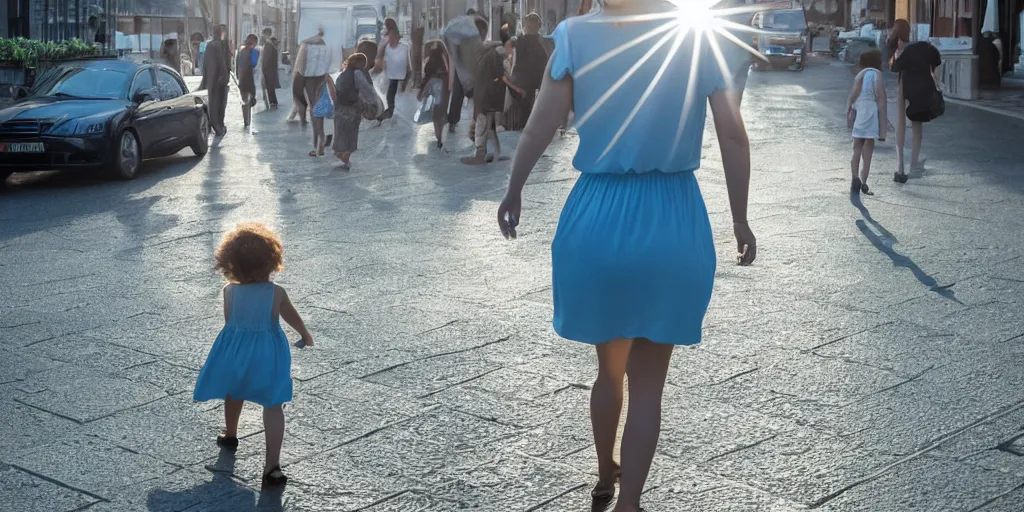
851;192;959;303
146;449;285;511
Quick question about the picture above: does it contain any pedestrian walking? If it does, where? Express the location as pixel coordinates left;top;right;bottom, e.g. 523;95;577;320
193;222;314;489
260;30;281;109
332;53;374;169
504;13;549;131
198;25;230;136
888;19;943;183
310;69;336;157
847;50;887;195
236;34;260;131
446;10;483;133
461;44;510;165
289;27;331;124
495;3;756;511
419;40;450;149
377;29;410;120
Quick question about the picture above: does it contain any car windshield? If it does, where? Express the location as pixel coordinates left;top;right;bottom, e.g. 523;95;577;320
30;66;129;99
765;11;807;30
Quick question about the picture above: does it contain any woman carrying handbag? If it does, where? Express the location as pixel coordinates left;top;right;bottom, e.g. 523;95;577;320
888;19;944;183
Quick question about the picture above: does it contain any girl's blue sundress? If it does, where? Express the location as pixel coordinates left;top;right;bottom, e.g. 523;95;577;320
194;283;293;408
549;12;738;346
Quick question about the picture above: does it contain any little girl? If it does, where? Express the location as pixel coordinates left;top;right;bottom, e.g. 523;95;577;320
847;50;887;195
193;222;313;487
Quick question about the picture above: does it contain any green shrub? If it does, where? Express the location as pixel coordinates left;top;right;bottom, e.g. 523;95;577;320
0;37;100;67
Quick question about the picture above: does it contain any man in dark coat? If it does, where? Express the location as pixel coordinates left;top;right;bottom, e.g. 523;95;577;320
237;34;259;130
199;24;230;136
260;29;281;108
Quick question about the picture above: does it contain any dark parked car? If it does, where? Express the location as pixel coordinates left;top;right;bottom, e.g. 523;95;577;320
0;58;209;188
751;8;810;71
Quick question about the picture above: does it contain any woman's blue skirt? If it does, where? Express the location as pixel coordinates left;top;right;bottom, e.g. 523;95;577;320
552;171;716;346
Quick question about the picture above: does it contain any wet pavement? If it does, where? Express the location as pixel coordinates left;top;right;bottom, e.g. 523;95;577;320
2;56;1024;511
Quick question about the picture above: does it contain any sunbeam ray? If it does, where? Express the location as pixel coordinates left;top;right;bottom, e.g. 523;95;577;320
575;19;681;78
669;30;704;160
575;27;680;129
704;26;736;91
596;27;691;162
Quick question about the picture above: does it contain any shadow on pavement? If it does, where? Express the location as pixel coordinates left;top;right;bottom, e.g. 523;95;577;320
146;450;284;512
851;192;959;303
0;155;203;244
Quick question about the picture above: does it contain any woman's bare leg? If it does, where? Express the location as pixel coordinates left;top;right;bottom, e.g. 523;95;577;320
592;339;631;489
910;121;923;169
614;338;675;512
895;81;906;174
313;118;326;155
263;405;285;473
224;395;244;437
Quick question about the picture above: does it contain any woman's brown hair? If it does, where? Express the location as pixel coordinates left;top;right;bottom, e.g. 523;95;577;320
215;223;284;284
886;19;910;58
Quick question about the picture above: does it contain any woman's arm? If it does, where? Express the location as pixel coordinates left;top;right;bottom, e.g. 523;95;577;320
326;75;337;102
502;76;525;96
497;59;572;238
708;86;756;265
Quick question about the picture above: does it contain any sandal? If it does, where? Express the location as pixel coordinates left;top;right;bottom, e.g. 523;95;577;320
308;150;318;157
861;182;874;195
216;434;238;451
851;177;862;194
591;482;615;511
262;466;288;487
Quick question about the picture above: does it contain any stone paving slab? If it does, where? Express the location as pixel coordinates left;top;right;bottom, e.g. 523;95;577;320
3;57;1024;510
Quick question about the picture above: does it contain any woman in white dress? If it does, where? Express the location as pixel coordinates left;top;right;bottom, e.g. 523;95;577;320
847;50;887;195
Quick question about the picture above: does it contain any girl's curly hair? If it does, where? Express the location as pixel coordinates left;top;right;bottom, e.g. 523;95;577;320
215;222;284;284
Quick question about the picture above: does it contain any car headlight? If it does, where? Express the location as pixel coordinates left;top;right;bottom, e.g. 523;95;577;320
80;122;105;134
75;117;108;135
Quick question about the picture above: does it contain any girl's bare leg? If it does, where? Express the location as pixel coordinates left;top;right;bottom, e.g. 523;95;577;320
910;121;923;169
592;339;631;489
851;139;864;179
224;395;244;437
614;338;675;512
861;138;875;182
263;405;285;472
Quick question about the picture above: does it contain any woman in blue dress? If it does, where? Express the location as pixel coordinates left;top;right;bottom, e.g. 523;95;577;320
496;1;757;510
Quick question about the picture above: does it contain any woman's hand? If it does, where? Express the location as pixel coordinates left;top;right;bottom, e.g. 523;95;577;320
734;222;757;266
497;192;522;239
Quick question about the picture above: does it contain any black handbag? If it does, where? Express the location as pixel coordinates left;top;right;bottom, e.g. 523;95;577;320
929;75;945;119
930;88;945;118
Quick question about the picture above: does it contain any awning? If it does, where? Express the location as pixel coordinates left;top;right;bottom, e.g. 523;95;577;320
981;0;999;34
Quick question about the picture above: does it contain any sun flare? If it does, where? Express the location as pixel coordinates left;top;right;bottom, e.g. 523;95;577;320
574;0;773;161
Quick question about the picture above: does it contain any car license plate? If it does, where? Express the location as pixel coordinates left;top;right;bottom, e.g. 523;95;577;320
793;48;803;54
768;46;785;55
0;142;44;153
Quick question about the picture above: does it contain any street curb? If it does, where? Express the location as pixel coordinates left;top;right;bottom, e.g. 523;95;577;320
943;96;1024;122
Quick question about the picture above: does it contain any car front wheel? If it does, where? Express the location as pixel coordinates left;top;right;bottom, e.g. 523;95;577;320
191;110;210;157
109;130;141;180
